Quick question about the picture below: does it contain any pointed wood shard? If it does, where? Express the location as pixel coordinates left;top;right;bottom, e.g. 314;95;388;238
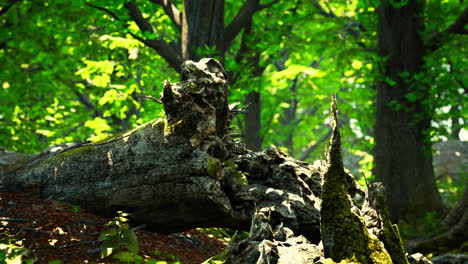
326;93;345;182
320;93;392;263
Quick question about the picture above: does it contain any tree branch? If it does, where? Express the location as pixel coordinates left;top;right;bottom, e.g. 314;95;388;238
124;1;155;33
224;0;279;49
73;90;96;111
428;7;468;52
124;1;183;72
148;0;182;31
0;0;21;16
298;129;332;161
311;0;335;18
312;1;372;51
257;0;280;11
128;32;183;72
85;3;122;21
224;0;258;49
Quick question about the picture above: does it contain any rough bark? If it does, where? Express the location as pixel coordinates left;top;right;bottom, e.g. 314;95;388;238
218;94;405;264
181;0;224;61
362;183;409;264
375;0;444;223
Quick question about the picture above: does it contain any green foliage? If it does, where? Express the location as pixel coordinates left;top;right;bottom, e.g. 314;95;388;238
152;250;180;263
399;211;445;240
197;228;231;241
96;212;183;264
71;205;81;213
0;244;34;264
437;173;467;207
200;229;250;264
207;157;222;180
0;0;172;153
197;227;249;243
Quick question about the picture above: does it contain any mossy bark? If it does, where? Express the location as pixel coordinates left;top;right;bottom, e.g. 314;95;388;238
320;94;392;264
362;183;409;264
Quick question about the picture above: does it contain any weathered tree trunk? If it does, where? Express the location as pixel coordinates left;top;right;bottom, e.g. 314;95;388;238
374;0;444;223
0;59;321;238
1;59;236;233
2;59;414;263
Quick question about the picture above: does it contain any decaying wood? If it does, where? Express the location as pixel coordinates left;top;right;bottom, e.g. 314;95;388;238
2;58;413;263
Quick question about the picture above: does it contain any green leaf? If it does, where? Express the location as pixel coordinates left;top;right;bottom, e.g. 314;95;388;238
122;229;139;254
99;89;119;106
351;60;363;70
384;77;396;86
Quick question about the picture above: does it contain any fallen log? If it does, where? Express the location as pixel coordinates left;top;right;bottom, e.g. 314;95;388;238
2;58;411;263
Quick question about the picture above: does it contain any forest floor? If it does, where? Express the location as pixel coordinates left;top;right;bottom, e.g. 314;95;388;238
0;190;226;264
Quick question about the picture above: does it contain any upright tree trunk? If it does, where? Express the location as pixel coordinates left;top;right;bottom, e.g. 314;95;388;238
182;0;224;62
374;0;443;222
280;77;299;152
244;91;262;151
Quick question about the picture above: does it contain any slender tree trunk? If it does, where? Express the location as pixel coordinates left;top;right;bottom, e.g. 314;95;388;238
244;91;262;151
236;17;265;152
182;0;224;62
280;77;298;153
374;0;444;223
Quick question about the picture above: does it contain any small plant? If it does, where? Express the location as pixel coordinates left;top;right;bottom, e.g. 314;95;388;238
153;250;180;263
201;230;249;264
197;228;231;241
99;211;140;261
71;205;80;213
419;211;444;237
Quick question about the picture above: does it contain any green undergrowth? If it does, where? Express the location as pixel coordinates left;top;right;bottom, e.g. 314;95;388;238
399;211;446;241
437;173;467;207
199;229;249;264
0;231;35;264
97;211;181;264
197;228;249;243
